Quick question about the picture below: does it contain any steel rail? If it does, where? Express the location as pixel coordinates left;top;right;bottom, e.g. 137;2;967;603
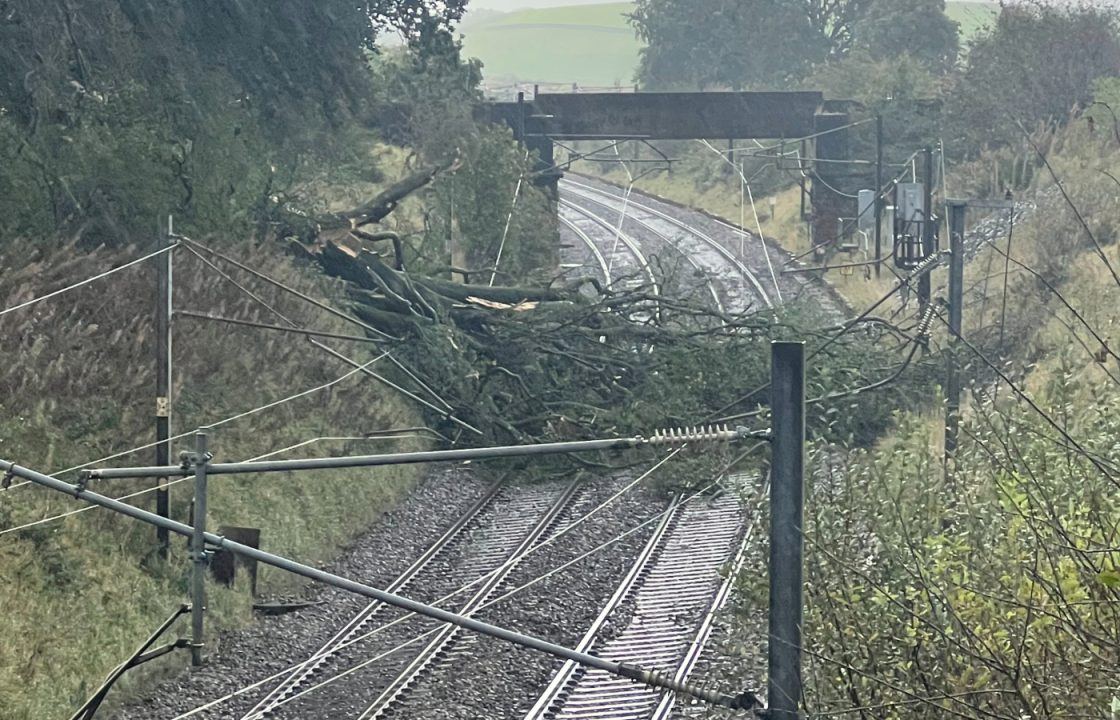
558;199;660;296
358;479;584;719
558;212;611;285
650;477;761;719
525;487;751;720
1;458;758;712
239;479;509;719
561;187;726;315
562;178;774;310
523;496;681;719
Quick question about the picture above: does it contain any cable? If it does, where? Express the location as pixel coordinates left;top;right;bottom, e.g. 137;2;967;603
0;243;179;318
697;139;783;303
605;145;638;279
489;148;530;286
709;251;944;422
176;237;451;412
1;476;191;536
1;354;387;495
178;244;479;435
931;306;1120;483
171;447;693;718
173;443;767;719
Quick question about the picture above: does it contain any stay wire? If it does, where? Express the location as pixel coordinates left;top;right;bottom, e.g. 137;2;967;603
0;354;388;498
173;441;767;719
179;244;477;434
0;243;179;318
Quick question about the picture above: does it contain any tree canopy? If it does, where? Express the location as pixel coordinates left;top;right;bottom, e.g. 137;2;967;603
630;0;958;89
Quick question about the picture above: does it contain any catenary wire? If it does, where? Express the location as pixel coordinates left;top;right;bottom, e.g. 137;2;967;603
171;442;766;719
1;354;387;495
0;242;179;317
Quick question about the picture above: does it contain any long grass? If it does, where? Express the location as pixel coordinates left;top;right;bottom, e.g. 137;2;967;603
0;237;427;718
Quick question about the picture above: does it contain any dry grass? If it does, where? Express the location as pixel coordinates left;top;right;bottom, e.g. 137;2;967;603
0;237;428;718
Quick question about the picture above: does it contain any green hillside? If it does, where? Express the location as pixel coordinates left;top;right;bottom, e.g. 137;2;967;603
460;1;999;88
460;2;637;87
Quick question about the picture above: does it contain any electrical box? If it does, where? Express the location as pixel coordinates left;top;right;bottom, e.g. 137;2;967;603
896;183;925;231
857;189;876;233
894;183;929;268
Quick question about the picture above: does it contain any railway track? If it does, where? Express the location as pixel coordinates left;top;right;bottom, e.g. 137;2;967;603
239;479;583;719
559;199;659;295
561;179;773;312
560;195;723;314
524;484;751;720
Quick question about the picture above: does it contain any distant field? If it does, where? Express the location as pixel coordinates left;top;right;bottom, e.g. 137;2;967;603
460;1;999;89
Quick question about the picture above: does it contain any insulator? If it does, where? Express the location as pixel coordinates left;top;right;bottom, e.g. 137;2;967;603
915;303;937;340
647;424;738;445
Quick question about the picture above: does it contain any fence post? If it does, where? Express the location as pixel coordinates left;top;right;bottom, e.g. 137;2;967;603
768;341;805;719
190;429;209;666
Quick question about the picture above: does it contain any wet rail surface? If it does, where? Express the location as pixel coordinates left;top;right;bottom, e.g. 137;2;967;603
238;479;583;718
525;485;750;720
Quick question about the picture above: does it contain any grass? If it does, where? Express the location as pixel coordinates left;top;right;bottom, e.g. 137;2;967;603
461;2;638;87
460;1;1000;88
0;155;434;717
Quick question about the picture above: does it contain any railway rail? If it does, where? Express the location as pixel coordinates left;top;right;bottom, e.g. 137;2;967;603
560;194;724;314
559;200;659;295
525;482;751;720
561;178;773;312
239;479;583;719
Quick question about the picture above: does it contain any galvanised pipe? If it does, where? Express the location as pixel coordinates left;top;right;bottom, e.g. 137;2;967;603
81;427;747;481
1;458;756;711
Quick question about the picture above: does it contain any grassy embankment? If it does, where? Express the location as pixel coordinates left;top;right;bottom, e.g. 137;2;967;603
460;1;998;88
775;121;1120;719
0;146;435;719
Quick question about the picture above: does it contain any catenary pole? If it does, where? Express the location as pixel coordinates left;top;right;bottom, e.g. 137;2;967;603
874;115;884;278
155;216;173;556
0;457;757;711
945;201;967;480
768;341;805;719
189;430;208;666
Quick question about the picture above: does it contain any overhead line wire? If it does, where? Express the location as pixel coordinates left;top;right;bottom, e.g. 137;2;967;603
177;236;451;411
172;442;768;718
0;354;389;519
179;243;478;434
0;243;179;317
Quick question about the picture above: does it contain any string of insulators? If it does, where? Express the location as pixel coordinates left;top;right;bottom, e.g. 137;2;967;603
915;303;937;342
645;424;739;446
905;250;944;281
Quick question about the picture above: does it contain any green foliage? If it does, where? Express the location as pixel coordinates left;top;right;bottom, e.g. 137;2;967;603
854;0;959;72
0;0;474;245
631;0;824;89
630;0;958;90
947;1;1120;153
778;374;1120;718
